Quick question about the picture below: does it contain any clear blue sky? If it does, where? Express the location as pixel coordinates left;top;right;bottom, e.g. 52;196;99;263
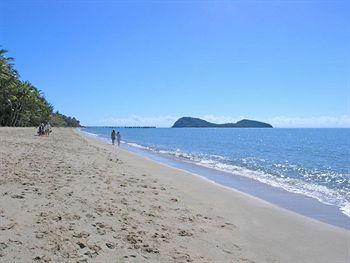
1;0;349;127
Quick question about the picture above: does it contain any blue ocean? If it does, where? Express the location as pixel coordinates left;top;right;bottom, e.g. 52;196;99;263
81;127;350;221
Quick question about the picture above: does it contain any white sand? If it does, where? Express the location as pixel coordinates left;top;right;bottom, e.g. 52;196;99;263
0;127;349;262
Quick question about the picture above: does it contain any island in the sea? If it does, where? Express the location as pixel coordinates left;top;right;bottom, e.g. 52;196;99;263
172;117;273;128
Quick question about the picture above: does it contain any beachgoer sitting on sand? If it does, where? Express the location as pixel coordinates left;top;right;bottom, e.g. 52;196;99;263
116;131;121;146
111;130;116;145
38;123;45;136
44;122;51;136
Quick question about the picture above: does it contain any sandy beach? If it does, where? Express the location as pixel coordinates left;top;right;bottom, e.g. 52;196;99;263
0;127;349;262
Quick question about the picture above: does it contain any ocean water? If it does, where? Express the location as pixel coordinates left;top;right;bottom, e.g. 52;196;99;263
82;127;350;220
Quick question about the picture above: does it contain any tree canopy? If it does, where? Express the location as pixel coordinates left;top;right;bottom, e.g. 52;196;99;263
0;48;81;127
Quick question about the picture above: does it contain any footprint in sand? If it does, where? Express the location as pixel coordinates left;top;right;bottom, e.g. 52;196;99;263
52;215;62;222
77;242;86;249
83;244;102;258
172;250;192;262
126;232;143;247
178;216;194;223
85;213;95;219
0;223;15;231
178;230;193;237
73;231;90;238
0;243;7;249
35;232;46;239
105;242;116;249
143;247;159;254
93;222;114;235
11;194;25;199
219;222;237;230
9;239;23;245
33;255;51;262
97;228;106;235
0;242;8;257
152;232;168;240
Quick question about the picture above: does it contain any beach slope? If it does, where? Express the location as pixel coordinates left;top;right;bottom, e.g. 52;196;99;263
0;128;348;262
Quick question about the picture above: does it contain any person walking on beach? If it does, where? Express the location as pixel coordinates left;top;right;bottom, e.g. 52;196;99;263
116;131;121;147
111;130;116;145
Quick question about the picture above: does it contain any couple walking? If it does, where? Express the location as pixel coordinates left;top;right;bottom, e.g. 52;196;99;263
111;130;121;146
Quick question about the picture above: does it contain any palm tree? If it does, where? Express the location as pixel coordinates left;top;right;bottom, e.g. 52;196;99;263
0;47;80;127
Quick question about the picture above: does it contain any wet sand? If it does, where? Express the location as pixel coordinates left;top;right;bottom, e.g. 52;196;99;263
0;127;349;262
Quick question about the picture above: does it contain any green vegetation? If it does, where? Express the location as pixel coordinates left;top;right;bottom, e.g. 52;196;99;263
0;48;80;127
51;111;81;127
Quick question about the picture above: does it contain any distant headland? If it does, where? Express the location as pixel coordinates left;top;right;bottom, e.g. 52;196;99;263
172;117;273;128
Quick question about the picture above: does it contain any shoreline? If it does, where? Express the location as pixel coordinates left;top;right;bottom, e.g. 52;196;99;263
79;128;350;230
1;127;349;262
